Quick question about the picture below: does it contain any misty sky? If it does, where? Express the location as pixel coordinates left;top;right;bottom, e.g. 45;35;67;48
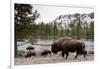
33;4;94;23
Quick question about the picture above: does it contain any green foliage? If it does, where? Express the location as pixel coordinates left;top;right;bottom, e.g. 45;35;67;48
15;4;94;40
15;3;40;40
15;3;40;57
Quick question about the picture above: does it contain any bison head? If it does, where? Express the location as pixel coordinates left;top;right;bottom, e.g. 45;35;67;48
51;43;58;54
51;43;63;54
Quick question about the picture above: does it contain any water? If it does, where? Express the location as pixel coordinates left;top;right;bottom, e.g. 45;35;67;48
82;40;94;51
17;39;94;52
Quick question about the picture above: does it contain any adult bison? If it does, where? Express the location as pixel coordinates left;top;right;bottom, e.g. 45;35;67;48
51;37;86;59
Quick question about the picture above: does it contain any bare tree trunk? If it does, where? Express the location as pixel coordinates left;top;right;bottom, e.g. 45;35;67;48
15;39;17;58
15;24;18;58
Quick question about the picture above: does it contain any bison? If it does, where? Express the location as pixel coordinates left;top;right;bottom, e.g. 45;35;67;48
41;50;51;56
25;51;36;58
26;46;34;51
51;37;87;59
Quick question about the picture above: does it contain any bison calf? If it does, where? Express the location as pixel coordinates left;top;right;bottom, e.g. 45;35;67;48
25;51;36;58
41;50;51;56
26;46;34;51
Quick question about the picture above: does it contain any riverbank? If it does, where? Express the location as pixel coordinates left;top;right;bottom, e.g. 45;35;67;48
15;39;94;65
15;53;94;65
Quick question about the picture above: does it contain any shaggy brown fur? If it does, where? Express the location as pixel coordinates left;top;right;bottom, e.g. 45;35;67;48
41;50;51;56
51;37;86;59
25;51;36;58
26;46;34;51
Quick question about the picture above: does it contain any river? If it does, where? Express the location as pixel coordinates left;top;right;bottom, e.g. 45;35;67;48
17;39;94;52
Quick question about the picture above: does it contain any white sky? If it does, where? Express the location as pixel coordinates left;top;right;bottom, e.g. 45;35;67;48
33;4;94;23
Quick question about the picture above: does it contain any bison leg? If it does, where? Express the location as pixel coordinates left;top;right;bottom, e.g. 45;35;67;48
83;50;86;58
62;51;65;57
83;54;85;58
74;51;78;59
65;52;69;59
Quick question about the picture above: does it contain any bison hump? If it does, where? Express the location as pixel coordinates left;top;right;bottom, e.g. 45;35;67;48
55;37;72;43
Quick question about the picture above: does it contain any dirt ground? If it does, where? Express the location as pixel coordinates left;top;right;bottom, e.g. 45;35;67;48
14;53;94;65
